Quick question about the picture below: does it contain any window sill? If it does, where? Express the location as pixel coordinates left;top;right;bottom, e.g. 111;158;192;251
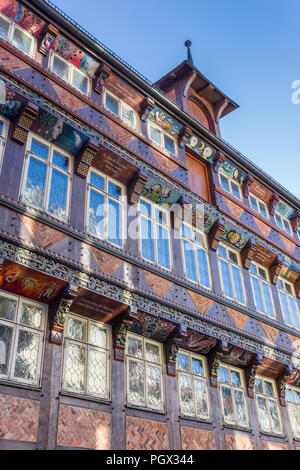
59;391;111;405
125;404;166;416
222;423;253;434
0;379;41;392
259;430;286;439
179;415;213;425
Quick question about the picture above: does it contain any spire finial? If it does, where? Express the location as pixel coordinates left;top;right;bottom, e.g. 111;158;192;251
184;40;194;66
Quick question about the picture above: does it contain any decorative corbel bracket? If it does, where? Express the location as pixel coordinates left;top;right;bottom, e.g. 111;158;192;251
127;169;148;205
139;96;155;122
269;256;284;285
94;62;111;94
74;138;99;178
245;353;263;398
242;174;254;198
112;306;139;362
165;324;188;377
277;365;294;407
172;195;191;231
295;277;300;298
241;239;257;269
209;340;228;387
268;192;279;216
50;283;78;345
39;23;58;56
291;210;300;233
178;126;192;149
208;218;226;251
11;102;39;145
212;151;225;173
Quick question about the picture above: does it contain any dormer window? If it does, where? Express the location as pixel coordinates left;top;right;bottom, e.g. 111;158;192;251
147;121;177;156
104;90;136;128
49;51;90;96
0;12;35;57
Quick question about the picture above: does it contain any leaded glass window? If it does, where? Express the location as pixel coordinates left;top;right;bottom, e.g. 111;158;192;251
219;171;242;200
277;278;300;330
49;51;90;95
104;90;136;128
0;291;47;386
217;244;246;304
177;350;210;420
62;314;111;399
249;262;275;318
254;376;282;434
181;223;211;288
139;198;171;270
286;385;300;438
126;334;164;412
87;169;124;247
21;135;72;221
0;12;35;57
147;121;177;156
218;363;249;428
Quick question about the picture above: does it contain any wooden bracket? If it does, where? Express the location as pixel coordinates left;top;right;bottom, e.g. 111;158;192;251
212;151;225;173
208;218;226;251
50;283;78;345
241;239;257;269
242;174;254;198
268;192;279;216
291;210;300;233
139;96;155;122
11;102;39;145
74;139;99;178
165;324;188;377
112;306;139;362
94;62;111;94
295;277;300;298
127;170;148;205
245;353;263;398
39;23;58;56
209;341;228;388
178;126;192;149
269;256;284;285
277;365;294;407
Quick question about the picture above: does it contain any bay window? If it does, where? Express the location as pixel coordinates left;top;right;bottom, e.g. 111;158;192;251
249;262;275;318
126;334;164;411
181;222;211;288
62;314;111;400
86;169;125;247
286;385;300;439
277;278;300;329
104;90;136;128
177;350;210;420
0;291;47;386
217;244;246;304
254;375;282;435
21;135;72;222
49;51;90;95
139;198;171;270
0;12;35;57
218;363;250;428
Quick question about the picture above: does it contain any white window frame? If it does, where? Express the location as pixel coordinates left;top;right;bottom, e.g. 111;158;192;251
277;277;300;330
126;333;165;412
286;384;300;439
62;313;111;400
147;120;177;157
0;12;36;57
249;261;276;318
274;206;293;236
138;197;172;271
48;50;91;96
0;116;9;173
218;362;250;428
176;349;211;420
85;167;126;248
217;243;246;305
103;89;136;129
180;222;211;289
249;192;269;220
254;375;283;435
0;290;47;387
218;170;242;201
20;133;72;222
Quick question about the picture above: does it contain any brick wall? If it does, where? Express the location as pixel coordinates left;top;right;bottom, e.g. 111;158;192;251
224;433;255;450
180;426;216;450
126;416;169;450
0;394;40;443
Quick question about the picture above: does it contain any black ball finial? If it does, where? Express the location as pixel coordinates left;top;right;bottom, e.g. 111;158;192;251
184;40;194;65
185;40;192;48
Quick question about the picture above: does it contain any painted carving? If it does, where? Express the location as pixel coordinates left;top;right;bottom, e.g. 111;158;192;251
212;151;225;173
242;174;254;198
139;96;155;123
269;256;284;284
128;170;148;205
291;210;300;233
268;193;280;216
241;239;257;269
0;80;23;120
0;0;46;38
186;134;216;162
208;219;226;251
39;23;58;56
94;62;111;94
178;126;192;149
11;101;39;145
50;298;72;345
75;139;99;178
141;175;181;208
277;365;294;406
246;353;263;398
113;308;139;362
221;223;249;249
148;106;183;136
219;159;246;184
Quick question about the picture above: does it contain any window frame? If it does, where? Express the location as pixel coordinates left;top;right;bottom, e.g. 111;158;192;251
85;167;126;248
249;261;276;318
218;169;242;201
61;312;111;400
0;116;9;173
103;89;136;129
147;119;177;157
0;12;36;58
125;333;165;412
0;290;47;387
254;375;283;435
274;208;293;236
277;276;300;330
217;243;247;305
138;197;172;271
218;362;250;429
180;221;211;289
48;50;91;96
20;133;73;222
176;349;211;420
249;192;269;220
285;384;300;439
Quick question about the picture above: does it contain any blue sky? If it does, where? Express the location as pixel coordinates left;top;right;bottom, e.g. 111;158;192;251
51;0;300;198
